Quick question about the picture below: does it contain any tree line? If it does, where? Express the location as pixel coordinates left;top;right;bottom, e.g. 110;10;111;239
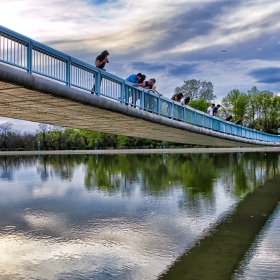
0;123;186;151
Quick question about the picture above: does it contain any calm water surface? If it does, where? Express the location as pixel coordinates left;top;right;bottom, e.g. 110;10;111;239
234;203;280;280
0;153;279;279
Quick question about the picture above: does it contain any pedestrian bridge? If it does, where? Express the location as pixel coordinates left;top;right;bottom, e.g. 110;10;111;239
0;25;279;147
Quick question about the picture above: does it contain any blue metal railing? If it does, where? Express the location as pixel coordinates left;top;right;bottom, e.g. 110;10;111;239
0;25;279;143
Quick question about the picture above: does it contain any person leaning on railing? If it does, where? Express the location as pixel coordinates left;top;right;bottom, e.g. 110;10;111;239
167;93;184;119
131;74;147;108
225;115;233;121
181;96;190;106
143;78;156;111
152;84;162;96
125;73;144;106
91;50;110;94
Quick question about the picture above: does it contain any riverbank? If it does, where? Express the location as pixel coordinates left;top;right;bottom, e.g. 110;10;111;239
1;147;280;155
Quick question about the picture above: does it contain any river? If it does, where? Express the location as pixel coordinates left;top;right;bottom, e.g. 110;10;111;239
0;152;279;279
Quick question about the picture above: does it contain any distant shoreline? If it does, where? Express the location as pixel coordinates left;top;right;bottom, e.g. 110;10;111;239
1;147;280;156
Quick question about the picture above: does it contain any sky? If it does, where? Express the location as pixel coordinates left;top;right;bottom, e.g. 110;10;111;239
0;0;280;132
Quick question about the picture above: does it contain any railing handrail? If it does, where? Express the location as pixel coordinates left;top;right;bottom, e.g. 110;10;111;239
0;25;279;144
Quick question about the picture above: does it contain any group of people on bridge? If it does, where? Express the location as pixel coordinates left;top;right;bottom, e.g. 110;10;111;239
208;103;243;125
93;50;191;109
93;50;242;123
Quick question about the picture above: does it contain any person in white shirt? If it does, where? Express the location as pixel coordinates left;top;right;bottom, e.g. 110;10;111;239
181;96;190;106
207;103;215;115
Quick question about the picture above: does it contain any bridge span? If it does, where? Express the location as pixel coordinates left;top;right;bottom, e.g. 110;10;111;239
0;25;279;147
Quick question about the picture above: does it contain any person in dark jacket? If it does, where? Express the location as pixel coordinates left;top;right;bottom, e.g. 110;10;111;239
92;50;110;94
213;104;221;116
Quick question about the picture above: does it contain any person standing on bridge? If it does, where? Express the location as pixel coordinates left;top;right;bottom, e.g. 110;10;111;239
91;50;110;94
207;103;215;115
213;104;221;117
95;50;110;70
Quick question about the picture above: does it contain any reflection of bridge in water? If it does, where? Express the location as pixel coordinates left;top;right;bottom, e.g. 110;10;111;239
1;25;280;147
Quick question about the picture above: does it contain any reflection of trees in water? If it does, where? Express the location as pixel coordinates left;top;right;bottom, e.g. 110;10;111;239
0;157;14;181
36;155;86;182
218;153;280;198
176;154;217;215
83;154;217;201
0;153;279;205
84;155;147;195
0;155;87;183
0;156;38;181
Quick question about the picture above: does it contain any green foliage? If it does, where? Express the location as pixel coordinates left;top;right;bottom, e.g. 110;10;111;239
174;79;216;102
222;87;280;133
188;98;211;112
221;89;248;121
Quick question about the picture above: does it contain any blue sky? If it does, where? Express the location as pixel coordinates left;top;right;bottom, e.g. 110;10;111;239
0;0;280;131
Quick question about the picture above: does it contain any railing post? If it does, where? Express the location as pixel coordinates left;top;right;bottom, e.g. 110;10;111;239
27;41;33;74
202;114;205;128
193;110;196;125
66;57;71;86
183;107;186;122
95;70;101;96
157;95;160;115
140;90;144;110
120;81;125;104
171;102;174;119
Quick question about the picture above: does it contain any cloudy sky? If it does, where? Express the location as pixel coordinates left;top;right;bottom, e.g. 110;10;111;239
1;0;280;131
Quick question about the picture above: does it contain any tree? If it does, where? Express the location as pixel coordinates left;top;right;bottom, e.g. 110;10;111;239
37;124;51;150
188;98;210;113
174;79;216;102
221;89;248;122
246;86;260;128
255;90;276;131
0;122;13;149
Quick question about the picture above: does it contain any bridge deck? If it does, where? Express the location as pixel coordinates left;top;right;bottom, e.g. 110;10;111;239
0;63;276;147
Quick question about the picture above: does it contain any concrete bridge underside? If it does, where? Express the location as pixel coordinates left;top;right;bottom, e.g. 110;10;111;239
0;64;276;147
